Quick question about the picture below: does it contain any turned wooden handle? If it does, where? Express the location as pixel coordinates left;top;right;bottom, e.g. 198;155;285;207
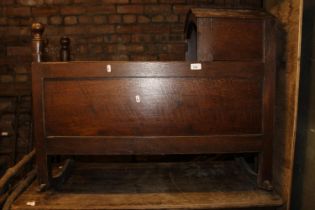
60;36;71;62
31;22;45;63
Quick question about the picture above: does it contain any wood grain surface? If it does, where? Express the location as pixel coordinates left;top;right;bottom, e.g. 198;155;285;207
32;61;274;188
12;161;282;210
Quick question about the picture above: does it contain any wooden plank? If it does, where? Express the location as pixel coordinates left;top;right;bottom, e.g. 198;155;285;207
34;61;264;79
189;8;270;19
211;18;263;61
46;136;263;155
44;78;262;136
264;1;304;209
12;161;282;210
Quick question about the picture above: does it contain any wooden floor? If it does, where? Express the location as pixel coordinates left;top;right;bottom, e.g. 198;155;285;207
12;160;282;210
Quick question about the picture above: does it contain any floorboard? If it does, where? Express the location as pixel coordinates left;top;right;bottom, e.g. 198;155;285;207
12;160;282;210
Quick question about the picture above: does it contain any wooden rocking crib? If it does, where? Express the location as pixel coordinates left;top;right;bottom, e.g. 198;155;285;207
31;9;276;191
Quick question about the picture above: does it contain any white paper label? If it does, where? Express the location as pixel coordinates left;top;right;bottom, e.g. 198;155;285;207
190;63;202;70
136;95;141;103
106;64;111;73
26;201;36;206
1;131;8;136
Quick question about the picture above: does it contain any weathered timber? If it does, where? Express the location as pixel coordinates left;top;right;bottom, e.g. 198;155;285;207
12;160;282;210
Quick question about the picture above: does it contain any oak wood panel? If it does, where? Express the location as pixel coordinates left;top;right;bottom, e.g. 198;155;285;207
211;19;263;61
44;77;262;137
32;61;273;188
185;9;270;62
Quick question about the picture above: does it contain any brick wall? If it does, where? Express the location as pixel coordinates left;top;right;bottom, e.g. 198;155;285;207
0;0;263;165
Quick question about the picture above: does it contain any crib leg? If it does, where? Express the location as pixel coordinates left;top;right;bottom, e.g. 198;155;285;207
257;151;273;191
37;154;51;191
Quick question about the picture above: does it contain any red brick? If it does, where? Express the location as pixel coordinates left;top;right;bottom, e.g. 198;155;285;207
77;45;88;54
50;16;63;25
159;0;185;3
172;5;192;14
116;25;142;33
73;0;100;4
101;0;129;3
15;66;28;73
19;17;33;26
123;15;136;24
169;34;184;42
7;18;20;25
16;75;28;82
109;34;131;43
224;0;235;7
137;15;150;23
75;38;88;44
117;5;143;14
146;44;167;53
87;36;104;43
61;6;85;15
78;16;93;24
93;16;107;24
152;34;169;42
108;54;129;61
179;15;186;23
0;18;7;25
44;26;63;35
32;7;58;16
131;0;157;3
33;16;48;24
159;53;184;61
144;5;171;14
64;16;78;25
45;0;72;4
3;26;30;36
107;44;143;53
64;26;88;35
4;7;31;17
212;0;226;6
108;15;121;24
86;6;115;14
0;0;15;5
1;75;14;83
106;44;121;53
130;54;158;61
88;44;103;54
88;25;115;34
167;43;186;53
141;24;170;33
152;15;164;23
127;44;144;52
166;14;178;22
17;0;44;5
7;46;31;56
170;24;184;33
65;25;118;35
131;34;151;43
